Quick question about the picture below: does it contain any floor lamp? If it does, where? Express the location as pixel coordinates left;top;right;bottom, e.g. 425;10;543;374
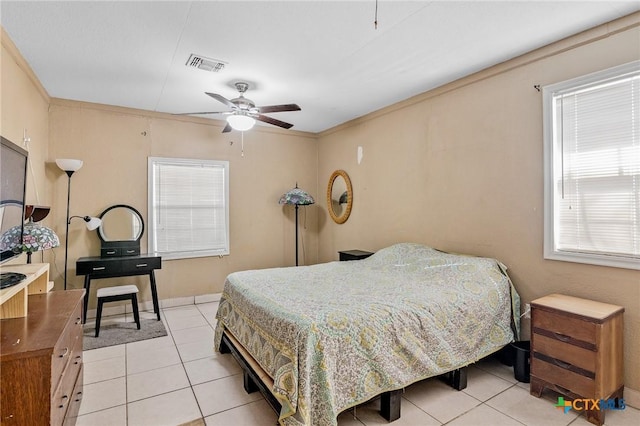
279;184;314;266
56;158;84;290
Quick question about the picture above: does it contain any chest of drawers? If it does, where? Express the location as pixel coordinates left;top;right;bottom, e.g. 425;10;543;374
530;294;624;426
1;290;85;425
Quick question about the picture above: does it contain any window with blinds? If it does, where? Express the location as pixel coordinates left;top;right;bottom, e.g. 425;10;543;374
148;157;229;259
543;61;639;270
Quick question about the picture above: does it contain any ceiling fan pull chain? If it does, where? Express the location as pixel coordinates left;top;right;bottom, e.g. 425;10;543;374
374;0;378;29
241;131;245;157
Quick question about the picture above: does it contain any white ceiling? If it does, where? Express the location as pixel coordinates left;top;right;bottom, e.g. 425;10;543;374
2;1;639;133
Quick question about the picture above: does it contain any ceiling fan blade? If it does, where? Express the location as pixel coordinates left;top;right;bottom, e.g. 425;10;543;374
222;122;232;133
173;111;229;115
205;92;237;110
255;114;294;129
257;104;301;113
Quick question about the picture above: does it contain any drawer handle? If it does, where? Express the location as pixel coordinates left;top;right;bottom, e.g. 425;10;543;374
59;347;69;358
126;250;136;254
75;317;82;325
553;332;571;342
553;359;572;369
136;263;148;268
59;395;69;408
106;250;116;254
74;355;81;365
92;266;106;271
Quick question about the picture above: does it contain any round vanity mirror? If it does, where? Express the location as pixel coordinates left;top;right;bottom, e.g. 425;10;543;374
327;170;353;224
98;204;144;242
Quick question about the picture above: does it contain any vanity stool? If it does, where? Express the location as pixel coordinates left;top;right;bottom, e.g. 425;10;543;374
95;285;141;337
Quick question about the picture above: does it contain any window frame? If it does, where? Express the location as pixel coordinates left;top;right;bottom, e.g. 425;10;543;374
147;156;230;260
542;60;640;270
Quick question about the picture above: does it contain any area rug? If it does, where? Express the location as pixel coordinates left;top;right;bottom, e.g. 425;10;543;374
83;319;168;350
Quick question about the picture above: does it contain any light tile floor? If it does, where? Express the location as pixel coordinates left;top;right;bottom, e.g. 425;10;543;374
78;302;640;426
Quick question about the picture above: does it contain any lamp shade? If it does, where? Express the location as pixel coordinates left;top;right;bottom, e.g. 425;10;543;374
56;158;83;172
227;114;256;131
69;215;102;230
24;205;51;222
279;186;315;206
86;217;102;230
0;222;60;255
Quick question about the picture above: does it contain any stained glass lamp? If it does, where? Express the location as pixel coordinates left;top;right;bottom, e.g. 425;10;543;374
279;184;314;266
0;221;60;264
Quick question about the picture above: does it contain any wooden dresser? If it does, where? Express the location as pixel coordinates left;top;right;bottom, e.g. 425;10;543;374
1;289;85;426
530;294;624;426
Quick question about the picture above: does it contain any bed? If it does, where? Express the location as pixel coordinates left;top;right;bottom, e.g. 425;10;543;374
214;243;520;425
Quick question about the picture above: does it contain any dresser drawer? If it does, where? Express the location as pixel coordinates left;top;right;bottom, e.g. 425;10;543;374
121;247;140;257
63;365;83;425
532;308;597;345
68;327;83;376
533;333;596;372
100;248;121;257
532;355;595;397
120;257;161;273
76;259;121;276
52;354;82;426
51;303;83;393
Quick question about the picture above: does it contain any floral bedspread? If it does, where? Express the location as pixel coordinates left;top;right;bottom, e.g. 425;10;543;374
214;243;520;426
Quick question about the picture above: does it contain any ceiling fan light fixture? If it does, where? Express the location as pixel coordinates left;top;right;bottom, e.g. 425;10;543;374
227;114;256;131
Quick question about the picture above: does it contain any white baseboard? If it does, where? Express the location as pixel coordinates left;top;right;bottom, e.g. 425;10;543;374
161;296;195;309
625;386;640;409
195;293;221;304
85;293;222;320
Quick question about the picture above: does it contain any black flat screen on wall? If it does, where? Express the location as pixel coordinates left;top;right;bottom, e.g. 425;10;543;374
0;136;28;264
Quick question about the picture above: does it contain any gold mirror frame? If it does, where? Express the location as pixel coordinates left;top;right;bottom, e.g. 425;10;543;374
327;170;353;224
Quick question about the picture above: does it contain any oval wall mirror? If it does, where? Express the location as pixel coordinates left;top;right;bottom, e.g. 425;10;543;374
327;170;353;224
98;204;144;242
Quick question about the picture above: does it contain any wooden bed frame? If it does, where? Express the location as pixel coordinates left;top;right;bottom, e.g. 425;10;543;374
219;330;468;423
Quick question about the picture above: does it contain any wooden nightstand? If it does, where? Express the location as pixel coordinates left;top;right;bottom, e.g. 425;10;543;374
339;250;374;261
530;294;624;426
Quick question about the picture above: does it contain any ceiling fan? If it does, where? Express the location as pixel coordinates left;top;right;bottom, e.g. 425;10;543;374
180;82;301;133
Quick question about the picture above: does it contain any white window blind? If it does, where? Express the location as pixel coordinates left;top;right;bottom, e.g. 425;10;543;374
543;61;640;270
148;157;229;259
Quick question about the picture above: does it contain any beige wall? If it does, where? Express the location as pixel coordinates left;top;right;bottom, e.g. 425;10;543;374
1;28;51;264
318;16;640;392
48;101;319;303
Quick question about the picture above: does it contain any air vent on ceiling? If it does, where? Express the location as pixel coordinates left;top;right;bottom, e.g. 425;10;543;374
185;54;227;73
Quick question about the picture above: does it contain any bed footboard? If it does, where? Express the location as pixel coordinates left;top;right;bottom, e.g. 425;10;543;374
219;332;282;416
220;329;468;424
